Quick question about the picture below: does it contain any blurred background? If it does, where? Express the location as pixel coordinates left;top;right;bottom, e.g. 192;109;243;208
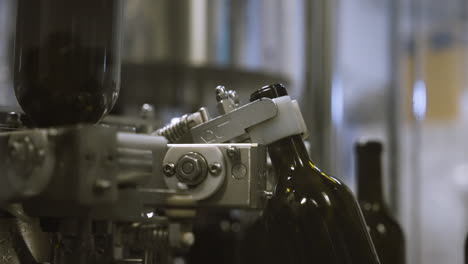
1;0;468;263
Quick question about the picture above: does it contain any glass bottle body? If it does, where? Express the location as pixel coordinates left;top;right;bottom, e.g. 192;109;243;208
243;136;380;264
14;0;122;127
359;203;405;264
356;142;405;264
465;234;467;264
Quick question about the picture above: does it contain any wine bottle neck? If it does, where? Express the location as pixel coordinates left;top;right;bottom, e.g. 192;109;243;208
268;135;311;185
356;153;384;204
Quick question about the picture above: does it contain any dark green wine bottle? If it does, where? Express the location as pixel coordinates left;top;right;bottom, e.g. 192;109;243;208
356;141;405;264
242;84;380;264
465;234;467;264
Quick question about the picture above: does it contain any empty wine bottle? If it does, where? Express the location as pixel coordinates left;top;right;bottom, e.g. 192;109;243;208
356;141;405;264
242;84;380;264
14;0;123;127
465;234;467;264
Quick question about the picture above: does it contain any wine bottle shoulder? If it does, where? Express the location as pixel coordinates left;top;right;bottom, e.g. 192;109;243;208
269;164;367;235
261;164;380;264
365;215;406;264
364;212;405;237
277;164;355;204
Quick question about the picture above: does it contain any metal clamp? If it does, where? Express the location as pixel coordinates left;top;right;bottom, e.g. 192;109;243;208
190;98;277;143
191;93;308;145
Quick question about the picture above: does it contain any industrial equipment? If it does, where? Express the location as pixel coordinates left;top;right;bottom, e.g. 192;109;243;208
0;80;314;263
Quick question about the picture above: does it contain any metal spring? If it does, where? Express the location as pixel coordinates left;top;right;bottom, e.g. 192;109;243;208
149;226;170;264
156;114;191;143
138;225;169;251
151;226;169;251
156;108;209;143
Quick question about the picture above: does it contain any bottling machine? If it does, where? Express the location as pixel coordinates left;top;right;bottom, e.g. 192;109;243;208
0;83;310;263
0;1;313;263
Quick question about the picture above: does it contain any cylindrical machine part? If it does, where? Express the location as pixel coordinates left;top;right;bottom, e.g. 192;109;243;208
13;0;123;127
116;148;153;185
0;0;18;108
117;132;168;151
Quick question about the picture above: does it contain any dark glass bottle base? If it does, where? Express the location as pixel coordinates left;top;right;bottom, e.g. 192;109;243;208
14;0;121;127
465;233;467;264
16;78;115;127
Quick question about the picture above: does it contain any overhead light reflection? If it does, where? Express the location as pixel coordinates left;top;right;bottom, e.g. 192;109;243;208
331;74;344;125
412;79;427;121
322;192;331;205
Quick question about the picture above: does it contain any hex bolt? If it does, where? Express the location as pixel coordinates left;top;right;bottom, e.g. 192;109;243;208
176;152;208;186
209;163;222;176
163;163;176;177
181;161;195;174
178;156;201;181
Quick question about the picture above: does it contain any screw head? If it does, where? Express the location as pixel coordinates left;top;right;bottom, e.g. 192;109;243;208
228;90;240;105
215;86;228;102
226;146;239;159
209;163;222;176
163;163;176;177
140;103;155;119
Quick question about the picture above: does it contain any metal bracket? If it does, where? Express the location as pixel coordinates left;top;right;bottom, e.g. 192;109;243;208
190;98;277;143
162;144;226;201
